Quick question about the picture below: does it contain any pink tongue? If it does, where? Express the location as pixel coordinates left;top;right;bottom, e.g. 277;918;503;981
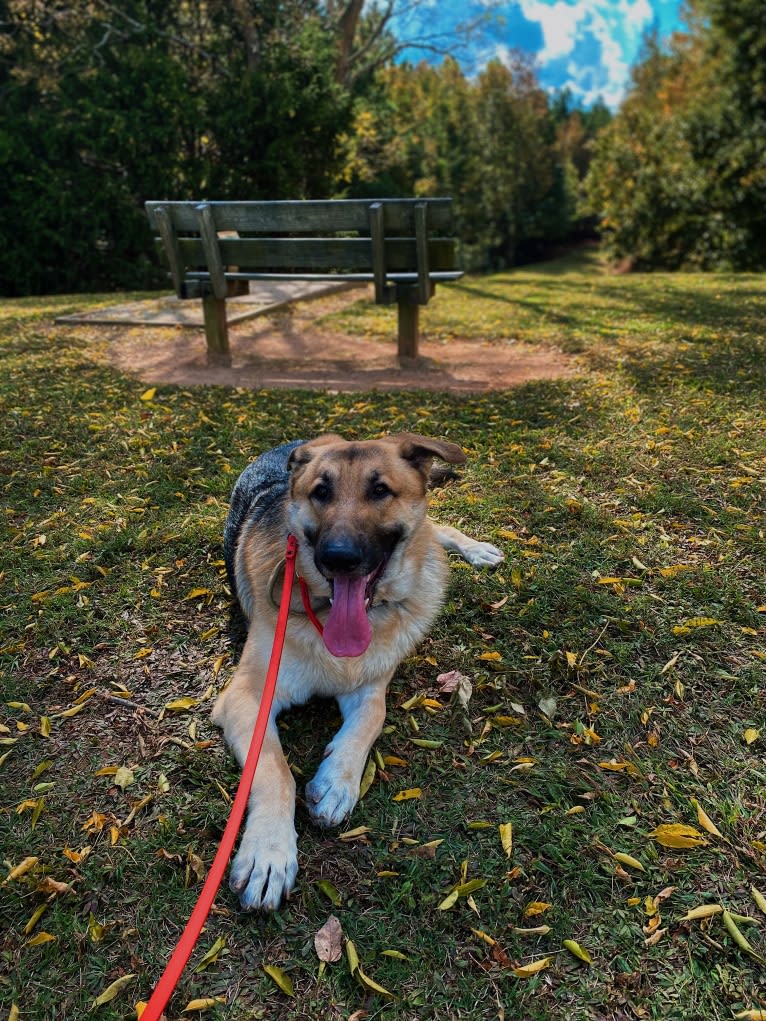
323;574;372;658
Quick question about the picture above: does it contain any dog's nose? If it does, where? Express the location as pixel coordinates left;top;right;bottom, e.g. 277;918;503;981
316;537;365;575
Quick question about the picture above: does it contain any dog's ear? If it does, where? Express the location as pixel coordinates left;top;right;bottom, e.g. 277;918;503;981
287;434;344;471
393;433;467;477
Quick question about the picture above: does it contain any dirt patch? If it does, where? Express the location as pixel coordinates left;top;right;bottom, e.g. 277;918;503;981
103;291;574;394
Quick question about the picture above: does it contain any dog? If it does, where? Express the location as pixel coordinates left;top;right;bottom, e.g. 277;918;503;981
212;434;503;910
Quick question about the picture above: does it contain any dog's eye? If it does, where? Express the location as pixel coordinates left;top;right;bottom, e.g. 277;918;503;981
311;482;332;504
369;481;393;501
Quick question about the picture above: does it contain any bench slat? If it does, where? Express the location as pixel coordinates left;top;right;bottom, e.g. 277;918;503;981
146;198;454;234
173;236;458;273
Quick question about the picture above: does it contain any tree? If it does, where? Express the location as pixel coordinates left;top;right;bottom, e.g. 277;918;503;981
583;1;766;270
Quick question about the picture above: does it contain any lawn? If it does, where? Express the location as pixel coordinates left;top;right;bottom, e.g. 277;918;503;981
2;253;766;1021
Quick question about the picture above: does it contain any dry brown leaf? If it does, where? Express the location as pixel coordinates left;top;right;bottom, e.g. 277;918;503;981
314;915;343;963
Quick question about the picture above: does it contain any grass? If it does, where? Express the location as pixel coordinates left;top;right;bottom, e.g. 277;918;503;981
1;252;766;1020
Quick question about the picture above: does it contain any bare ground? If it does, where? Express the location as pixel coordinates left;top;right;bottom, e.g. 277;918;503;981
103;291;574;394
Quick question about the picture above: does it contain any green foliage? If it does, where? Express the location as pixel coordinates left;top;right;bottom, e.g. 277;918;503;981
0;0;352;296
584;0;766;270
337;56;594;271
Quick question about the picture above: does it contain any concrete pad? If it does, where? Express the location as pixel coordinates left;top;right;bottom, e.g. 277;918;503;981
55;279;358;328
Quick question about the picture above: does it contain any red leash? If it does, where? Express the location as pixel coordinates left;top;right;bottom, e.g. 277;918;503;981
140;534;299;1021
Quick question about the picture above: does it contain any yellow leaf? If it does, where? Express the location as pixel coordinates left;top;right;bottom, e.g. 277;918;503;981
613;852;645;872
499;822;513;858
39;716;51;737
184;587;213;601
164;697;199;711
7;701;31;712
183;997;226;1011
722;909;765;962
24;903;48;934
57;702;87;719
565;805;586;815
734;1011;766;1020
134;647;153;660
563;939;593;964
194;936;227;973
438;889;460;911
681;904;723;921
91;974;136;1008
381;949;409;960
139;388;156;401
470;928;497;946
113;766;134;790
392;788;422;801
512;925;552;936
690;798;723;838
512;956;552;978
3;856;39;883
751;886;766;917
7;1006;19;1021
523;901;552;917
262;965;294;997
744;728;760;745
355;965;396;1000
26;932;56;947
338;826;371;841
646;823;709;849
672;617;721;635
359;759;376;799
479;651;502;662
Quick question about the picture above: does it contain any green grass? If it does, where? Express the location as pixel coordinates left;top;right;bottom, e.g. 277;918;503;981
1;254;766;1020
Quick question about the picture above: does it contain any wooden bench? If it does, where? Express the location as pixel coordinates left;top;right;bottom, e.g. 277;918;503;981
145;198;462;367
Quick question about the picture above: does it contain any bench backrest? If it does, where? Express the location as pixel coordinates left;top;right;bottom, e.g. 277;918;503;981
145;198;460;305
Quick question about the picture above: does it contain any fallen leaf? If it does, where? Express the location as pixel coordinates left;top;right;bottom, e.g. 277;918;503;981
392;788;422;801
499;822;513;858
681;904;723;921
316;879;342;905
262;965;294;997
646;823;709;849
314;915;343;963
690;798;723;838
563;939;593;964
512;956;552;978
91;974;136;1008
164;697;198;712
523;901;552;918
183;997;226;1012
26;932;57;947
113;766;135;790
194;935;227;973
3;856;39;883
139;388;156;401
744;728;760;745
613;852;645;873
751;886;766;917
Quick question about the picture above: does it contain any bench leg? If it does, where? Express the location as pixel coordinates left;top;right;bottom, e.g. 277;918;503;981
397;301;419;360
202;294;231;367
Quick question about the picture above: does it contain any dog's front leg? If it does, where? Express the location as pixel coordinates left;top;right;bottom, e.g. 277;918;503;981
212;667;298;911
432;521;505;568
305;681;388;828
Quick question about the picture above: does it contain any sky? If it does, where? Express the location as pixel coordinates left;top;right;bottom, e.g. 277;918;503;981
393;0;686;110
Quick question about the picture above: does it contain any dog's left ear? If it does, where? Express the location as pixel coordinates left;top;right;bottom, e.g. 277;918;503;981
394;433;467;477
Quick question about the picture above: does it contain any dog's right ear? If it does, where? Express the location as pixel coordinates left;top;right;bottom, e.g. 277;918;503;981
287;435;343;471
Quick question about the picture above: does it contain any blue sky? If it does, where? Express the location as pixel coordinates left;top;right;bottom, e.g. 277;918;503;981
393;0;685;109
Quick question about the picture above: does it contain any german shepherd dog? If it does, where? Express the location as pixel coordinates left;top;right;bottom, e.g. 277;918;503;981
212;434;503;910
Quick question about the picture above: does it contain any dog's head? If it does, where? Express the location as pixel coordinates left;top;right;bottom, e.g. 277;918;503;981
287;433;466;657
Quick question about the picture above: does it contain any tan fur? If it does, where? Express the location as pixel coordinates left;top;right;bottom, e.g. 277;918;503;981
212;434;503;911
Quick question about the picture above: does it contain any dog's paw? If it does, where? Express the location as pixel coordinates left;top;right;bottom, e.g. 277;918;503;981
305;757;359;828
229;822;298;912
463;541;505;568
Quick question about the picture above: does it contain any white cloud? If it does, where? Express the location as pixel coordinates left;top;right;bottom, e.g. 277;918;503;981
516;0;658;107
